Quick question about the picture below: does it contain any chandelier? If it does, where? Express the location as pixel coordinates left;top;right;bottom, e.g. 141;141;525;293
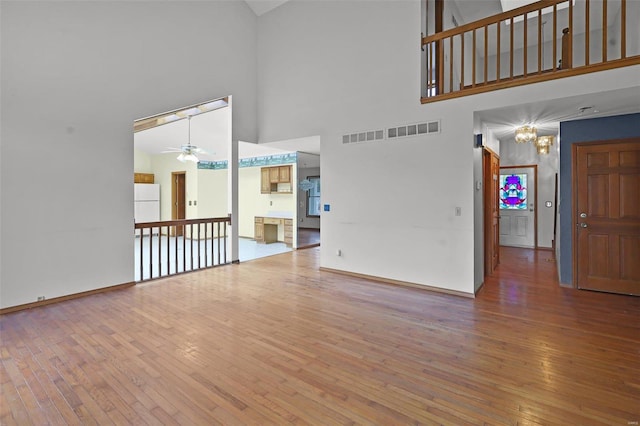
535;135;555;154
515;125;537;143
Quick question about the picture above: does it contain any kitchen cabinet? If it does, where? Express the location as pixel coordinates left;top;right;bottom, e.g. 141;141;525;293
254;217;264;240
278;166;290;183
261;165;292;193
260;168;271;194
255;216;293;246
134;173;155;184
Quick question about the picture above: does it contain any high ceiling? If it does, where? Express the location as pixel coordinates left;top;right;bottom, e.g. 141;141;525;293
244;0;290;16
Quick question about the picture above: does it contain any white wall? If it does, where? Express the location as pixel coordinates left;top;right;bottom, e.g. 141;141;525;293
193;166;297;240
197;169;229;220
257;0;640;295
2;0;638;308
134;148;153;174
150;154;199;221
0;0;257;308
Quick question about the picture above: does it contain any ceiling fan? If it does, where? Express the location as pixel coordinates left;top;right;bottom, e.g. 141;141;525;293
162;115;205;163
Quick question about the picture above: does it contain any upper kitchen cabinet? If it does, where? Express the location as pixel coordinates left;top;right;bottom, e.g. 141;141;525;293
261;165;292;193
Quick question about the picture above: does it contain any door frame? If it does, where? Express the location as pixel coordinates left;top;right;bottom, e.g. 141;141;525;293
483;147;500;277
498;164;538;249
571;138;640;291
171;171;186;237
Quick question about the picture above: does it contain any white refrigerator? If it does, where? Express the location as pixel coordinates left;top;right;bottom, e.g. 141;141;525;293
134;184;160;234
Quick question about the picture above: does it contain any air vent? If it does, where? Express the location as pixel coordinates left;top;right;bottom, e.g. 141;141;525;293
388;120;440;140
342;129;385;144
344;122;438;145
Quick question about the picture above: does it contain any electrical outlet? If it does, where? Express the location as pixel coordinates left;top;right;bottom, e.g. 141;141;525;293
455;207;462;216
37;296;45;302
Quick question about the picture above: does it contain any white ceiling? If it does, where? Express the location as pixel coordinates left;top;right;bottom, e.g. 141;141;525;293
244;0;290;16
476;86;640;142
134;106;320;162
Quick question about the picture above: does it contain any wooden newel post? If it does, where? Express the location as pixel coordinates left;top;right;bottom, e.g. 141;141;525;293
561;27;572;69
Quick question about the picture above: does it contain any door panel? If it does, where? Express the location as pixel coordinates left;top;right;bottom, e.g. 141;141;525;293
499;166;536;248
575;139;640;295
171;172;186;237
483;149;500;276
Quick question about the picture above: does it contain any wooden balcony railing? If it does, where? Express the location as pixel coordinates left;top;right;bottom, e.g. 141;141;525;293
134;216;231;282
422;0;640;102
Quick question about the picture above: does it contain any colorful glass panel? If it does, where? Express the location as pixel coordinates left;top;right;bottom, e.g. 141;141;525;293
500;174;527;209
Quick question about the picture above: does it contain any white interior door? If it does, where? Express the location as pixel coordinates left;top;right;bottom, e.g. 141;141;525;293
499;167;535;248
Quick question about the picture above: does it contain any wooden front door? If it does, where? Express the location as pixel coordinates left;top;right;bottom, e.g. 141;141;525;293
575;139;640;295
171;172;186;237
484;149;500;276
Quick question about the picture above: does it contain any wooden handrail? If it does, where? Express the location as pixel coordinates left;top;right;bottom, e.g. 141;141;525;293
421;0;638;103
135;216;231;282
135;216;231;229
422;0;570;44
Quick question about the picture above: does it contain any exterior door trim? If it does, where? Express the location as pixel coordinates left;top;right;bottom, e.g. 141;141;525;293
499;164;538;249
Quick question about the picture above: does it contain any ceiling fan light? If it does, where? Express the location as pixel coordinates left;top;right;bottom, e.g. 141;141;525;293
184;153;199;163
176;152;186;162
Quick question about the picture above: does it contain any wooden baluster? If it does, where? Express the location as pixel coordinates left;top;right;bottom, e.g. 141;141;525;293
553;4;557;69
472;29;476;87
166;225;170;275
174;225;178;274
217;222;222;265
139;228;143;281
510;17;514;78
496;21;501;82
621;0;626;59
460;34;465;88
157;226;161;277
197;223;201;269
523;12;528;76
204;222;208;268
483;25;488;84
561;28;572;69
449;36;453;92
569;0;573;63
148;227;153;279
224;222;228;264
182;224;186;273
585;0;590;65
602;0;607;61
190;223;194;271
537;9;542;73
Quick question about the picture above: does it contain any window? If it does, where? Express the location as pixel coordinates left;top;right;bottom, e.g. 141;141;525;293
499;174;528;209
306;176;321;217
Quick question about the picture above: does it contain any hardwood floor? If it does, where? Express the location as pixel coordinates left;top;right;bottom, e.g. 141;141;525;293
1;246;639;424
297;228;320;249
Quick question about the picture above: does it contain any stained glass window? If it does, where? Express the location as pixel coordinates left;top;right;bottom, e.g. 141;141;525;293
500;174;527;210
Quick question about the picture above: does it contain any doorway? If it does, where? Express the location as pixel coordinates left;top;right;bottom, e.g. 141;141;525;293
483;148;500;276
574;139;640;295
171;171;186;236
499;165;537;248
